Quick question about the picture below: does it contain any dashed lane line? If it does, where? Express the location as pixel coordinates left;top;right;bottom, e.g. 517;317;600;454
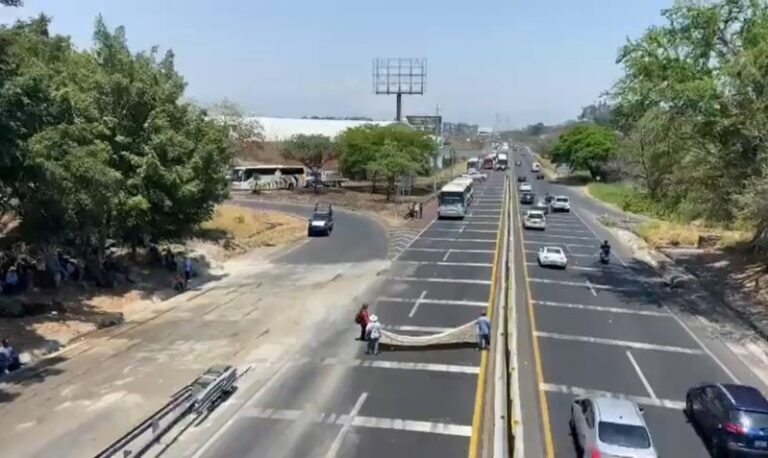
540;383;685;410
533;300;671;317
535;331;704;355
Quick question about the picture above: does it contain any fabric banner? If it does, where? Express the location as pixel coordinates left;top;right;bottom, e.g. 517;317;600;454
380;321;477;347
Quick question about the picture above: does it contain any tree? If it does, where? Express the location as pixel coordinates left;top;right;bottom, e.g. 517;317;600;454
336;124;436;192
550;124;618;179
1;0;23;7
207;98;264;163
579;101;615;127
280;134;335;192
365;141;421;201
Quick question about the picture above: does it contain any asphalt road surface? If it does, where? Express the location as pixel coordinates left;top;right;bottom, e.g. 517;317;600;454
176;171;508;458
513;148;768;457
232;198;388;264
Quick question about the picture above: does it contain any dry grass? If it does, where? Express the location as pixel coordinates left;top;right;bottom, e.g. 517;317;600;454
635;219;751;249
201;204;305;249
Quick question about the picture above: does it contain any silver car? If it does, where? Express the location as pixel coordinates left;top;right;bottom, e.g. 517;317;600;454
570;396;658;458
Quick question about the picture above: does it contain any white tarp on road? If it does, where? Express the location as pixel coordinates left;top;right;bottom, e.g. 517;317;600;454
380;321;477;347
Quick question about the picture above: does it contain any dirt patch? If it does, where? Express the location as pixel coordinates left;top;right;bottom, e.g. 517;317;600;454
634;219;750;249
0;205;304;362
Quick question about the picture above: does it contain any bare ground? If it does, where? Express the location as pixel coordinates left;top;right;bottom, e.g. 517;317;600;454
0;205;305;363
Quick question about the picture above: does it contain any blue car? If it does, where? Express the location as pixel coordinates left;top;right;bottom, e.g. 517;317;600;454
686;383;768;457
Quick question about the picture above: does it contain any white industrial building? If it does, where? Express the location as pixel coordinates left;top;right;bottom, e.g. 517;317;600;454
247;117;404;141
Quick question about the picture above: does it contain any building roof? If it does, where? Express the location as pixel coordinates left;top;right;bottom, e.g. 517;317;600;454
247;117;406;142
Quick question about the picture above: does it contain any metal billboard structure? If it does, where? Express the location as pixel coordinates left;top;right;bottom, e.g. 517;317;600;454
372;58;427;122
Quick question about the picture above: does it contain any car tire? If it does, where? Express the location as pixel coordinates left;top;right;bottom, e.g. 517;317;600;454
684;395;693;421
710;436;722;458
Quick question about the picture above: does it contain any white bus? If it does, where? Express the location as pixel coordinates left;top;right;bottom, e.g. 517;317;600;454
230;165;306;191
438;178;474;219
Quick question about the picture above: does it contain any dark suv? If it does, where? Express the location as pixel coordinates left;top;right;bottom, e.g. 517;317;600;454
520;192;535;205
308;203;334;236
686;383;768;456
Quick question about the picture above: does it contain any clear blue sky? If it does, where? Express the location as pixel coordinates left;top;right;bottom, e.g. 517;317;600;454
1;0;672;128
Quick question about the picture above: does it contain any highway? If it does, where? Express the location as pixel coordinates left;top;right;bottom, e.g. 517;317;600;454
513;148;768;457
231;198;389;264
171;171;507;458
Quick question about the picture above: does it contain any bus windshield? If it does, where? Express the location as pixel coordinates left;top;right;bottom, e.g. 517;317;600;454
440;191;465;206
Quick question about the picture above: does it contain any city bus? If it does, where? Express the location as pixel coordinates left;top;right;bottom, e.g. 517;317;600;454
437;177;474;219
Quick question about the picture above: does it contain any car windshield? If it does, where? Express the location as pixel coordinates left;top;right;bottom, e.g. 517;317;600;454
544;248;562;255
527;213;543;220
555;197;569;202
312;213;330;221
735;411;768;430
598;422;651;449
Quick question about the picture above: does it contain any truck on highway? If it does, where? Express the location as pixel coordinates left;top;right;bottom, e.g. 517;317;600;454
466;157;479;171
481;155;495;170
496;153;508;170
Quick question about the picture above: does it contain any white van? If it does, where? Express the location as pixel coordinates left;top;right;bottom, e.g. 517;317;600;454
531;162;541;173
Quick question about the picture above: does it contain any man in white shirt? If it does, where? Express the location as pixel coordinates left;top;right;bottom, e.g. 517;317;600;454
365;315;382;356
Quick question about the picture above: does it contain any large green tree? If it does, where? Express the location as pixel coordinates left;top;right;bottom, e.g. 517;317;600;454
365;140;421;201
0;15;231;273
280;134;335;192
550;123;618;179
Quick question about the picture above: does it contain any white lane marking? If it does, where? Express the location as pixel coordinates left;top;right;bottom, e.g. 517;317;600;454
426;228;495;234
585;278;598;296
540;383;685;410
524;234;595;241
314;358;480;374
390;276;492;285
324;393;368;458
392;217;436;261
383;324;451;333
377;297;488;307
442;249;452;261
533;300;671;317
408;291;428;317
626;351;658;400
419;237;495;243
525;262;598;272
535;331;704;354
529;278;622;290
545;228;592;234
406;248;494;253
524;240;593;248
433;221;498;226
398;260;493;267
564;242;573;253
245;408;473;437
525;249;593;258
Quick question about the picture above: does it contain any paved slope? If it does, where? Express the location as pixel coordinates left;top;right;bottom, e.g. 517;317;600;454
173;172;507;458
513;148;768;457
231;198;388;264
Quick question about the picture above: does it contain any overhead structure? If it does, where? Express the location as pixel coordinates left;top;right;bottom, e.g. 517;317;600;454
372;58;427;122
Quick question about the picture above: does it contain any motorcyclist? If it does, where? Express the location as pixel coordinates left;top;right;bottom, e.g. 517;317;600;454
600;240;611;258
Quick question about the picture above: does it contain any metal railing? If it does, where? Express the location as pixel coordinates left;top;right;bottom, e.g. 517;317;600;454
95;365;237;458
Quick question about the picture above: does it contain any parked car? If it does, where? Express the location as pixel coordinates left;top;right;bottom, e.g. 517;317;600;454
537;246;567;268
551;195;571;212
686;383;768;457
571;396;658;458
308;203;334;236
523;210;546;230
520;192;535;205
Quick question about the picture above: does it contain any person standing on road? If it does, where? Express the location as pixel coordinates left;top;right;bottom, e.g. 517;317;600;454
418;202;423;219
355;303;370;341
477;312;491;350
365;315;382;356
183;256;193;288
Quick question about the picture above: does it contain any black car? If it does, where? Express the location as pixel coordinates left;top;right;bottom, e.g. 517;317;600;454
308;203;334;236
520;192;535;205
686;383;768;456
544;195;554;204
536;173;545;180
517;175;527;182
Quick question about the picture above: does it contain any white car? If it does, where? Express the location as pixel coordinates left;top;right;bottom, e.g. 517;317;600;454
551;195;571;212
523;211;546;230
571;396;658;458
519;183;532;193
537;246;567;268
462;170;487;182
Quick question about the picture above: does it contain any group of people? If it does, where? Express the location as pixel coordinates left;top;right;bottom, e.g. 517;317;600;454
407;202;424;220
1;250;83;296
354;304;493;355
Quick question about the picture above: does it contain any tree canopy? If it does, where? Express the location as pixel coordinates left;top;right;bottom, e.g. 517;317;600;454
550;124;618;179
1;15;231;261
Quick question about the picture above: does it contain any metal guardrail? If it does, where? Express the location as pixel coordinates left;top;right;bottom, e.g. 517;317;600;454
95;365;237;458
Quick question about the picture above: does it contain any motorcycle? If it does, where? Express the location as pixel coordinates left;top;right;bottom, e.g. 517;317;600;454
599;249;610;264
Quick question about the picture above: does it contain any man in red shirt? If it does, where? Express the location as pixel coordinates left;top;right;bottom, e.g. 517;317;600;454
355;304;370;341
